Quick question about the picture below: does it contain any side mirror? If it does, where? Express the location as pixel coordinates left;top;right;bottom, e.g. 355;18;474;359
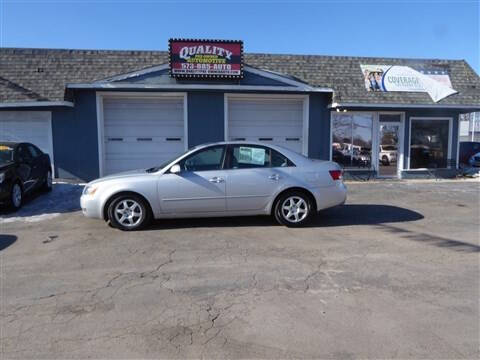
170;164;181;174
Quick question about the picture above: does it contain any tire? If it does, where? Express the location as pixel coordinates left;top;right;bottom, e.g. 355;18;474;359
273;190;314;227
41;170;53;192
107;194;151;231
10;182;23;211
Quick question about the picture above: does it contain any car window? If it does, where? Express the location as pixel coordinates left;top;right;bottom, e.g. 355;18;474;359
227;145;295;169
17;145;33;162
27;145;41;158
230;145;270;169
0;145;14;164
271;149;293;167
178;145;225;172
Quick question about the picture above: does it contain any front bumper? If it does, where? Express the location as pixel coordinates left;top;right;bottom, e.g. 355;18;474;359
80;194;103;219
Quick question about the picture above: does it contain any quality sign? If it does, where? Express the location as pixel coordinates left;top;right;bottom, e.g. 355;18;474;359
169;39;243;78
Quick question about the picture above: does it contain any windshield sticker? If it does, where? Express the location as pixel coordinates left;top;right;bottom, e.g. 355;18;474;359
238;147;266;165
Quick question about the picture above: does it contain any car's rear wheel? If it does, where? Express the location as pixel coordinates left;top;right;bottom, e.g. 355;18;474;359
107;194;151;231
11;182;23;211
274;190;313;227
41;170;53;192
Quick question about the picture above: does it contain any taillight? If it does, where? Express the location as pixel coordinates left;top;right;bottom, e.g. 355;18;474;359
329;169;343;181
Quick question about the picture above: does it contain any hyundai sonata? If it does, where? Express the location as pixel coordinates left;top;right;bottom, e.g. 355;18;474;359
81;142;347;230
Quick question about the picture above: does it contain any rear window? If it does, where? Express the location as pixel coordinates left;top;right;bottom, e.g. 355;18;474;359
0;145;14;164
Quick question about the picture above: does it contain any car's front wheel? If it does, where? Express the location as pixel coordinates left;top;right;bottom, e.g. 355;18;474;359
11;182;23;211
107;194;151;231
273;190;314;227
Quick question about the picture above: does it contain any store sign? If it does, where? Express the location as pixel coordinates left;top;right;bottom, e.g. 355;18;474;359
169;39;243;78
360;65;457;102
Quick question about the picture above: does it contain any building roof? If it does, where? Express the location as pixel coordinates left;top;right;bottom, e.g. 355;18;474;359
1;47;479;107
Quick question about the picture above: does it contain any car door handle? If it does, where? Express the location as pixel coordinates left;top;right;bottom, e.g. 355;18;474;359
209;177;225;183
268;174;281;181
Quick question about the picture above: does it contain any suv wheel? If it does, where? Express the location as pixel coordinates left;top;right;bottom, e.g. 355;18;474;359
107;194;151;231
274;191;313;227
42;170;53;192
11;183;23;210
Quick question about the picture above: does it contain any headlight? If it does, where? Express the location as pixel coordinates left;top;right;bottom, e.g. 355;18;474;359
0;172;5;184
83;185;98;196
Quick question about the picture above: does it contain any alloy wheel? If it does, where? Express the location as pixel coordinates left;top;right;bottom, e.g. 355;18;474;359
281;196;308;223
113;199;143;228
46;171;52;188
12;184;22;208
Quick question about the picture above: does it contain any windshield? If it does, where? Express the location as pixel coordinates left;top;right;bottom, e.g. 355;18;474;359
0;145;14;165
145;149;192;173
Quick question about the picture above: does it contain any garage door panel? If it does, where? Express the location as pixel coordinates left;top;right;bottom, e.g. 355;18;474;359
0;111;54;172
103;96;185;175
228;97;305;154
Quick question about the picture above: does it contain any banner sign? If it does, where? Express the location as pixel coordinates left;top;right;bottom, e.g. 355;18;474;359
169;39;243;78
360;64;457;102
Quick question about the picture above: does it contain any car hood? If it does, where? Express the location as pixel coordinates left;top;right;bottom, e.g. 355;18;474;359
88;169;152;185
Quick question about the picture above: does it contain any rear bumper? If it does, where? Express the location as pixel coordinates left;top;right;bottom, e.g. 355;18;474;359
313;182;347;211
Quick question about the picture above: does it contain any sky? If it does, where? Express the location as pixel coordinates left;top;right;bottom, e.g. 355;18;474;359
1;0;479;73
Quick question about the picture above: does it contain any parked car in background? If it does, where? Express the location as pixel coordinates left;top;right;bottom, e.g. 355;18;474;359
379;145;397;165
352;148;371;167
459;142;480;167
468;152;480;167
81;142;347;231
0;142;52;210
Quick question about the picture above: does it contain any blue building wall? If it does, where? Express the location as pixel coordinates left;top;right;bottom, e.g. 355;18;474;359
52;91;99;180
47;89;331;181
2;90;465;182
308;93;330;160
187;92;225;147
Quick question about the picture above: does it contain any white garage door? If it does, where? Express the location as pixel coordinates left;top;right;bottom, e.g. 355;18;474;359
103;96;185;175
227;97;305;154
0;111;54;172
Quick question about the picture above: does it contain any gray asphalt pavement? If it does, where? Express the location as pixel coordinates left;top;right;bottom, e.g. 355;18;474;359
1;180;479;359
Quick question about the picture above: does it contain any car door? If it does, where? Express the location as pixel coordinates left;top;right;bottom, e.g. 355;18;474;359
225;144;292;212
157;145;227;214
15;144;36;192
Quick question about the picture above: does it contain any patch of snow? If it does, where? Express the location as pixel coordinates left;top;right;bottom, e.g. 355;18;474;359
2;213;61;224
0;183;84;224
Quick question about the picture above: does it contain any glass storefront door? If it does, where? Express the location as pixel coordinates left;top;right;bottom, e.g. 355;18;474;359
378;115;402;177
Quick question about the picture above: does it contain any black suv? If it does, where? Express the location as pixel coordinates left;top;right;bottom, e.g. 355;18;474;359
0;142;52;210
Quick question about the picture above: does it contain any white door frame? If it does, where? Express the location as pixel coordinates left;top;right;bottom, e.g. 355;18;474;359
407;116;453;170
96;91;188;177
224;93;310;156
329;111;405;177
376;112;405;178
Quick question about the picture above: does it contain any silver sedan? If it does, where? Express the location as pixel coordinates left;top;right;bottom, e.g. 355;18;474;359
81;142;347;230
